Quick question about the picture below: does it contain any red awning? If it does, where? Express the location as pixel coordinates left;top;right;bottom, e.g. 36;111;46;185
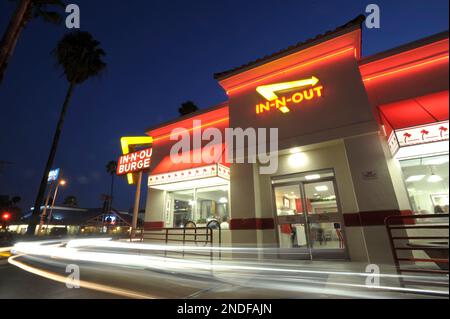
151;143;229;175
379;90;449;131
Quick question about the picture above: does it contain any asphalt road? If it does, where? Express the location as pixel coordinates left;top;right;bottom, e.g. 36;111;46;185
0;258;117;299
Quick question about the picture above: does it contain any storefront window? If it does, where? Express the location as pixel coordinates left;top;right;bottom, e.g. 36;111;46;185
166;184;229;228
400;154;449;215
195;185;229;225
170;189;194;228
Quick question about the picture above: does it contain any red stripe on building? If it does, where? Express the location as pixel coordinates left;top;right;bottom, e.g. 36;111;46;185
144;221;165;229
229;218;275;230
343;210;414;227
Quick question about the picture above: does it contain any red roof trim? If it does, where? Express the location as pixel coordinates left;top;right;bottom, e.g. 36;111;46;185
379;90;449;130
150;143;229;175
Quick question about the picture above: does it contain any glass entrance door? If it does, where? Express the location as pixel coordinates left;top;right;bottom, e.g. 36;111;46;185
274;184;311;260
303;179;346;259
273;170;347;260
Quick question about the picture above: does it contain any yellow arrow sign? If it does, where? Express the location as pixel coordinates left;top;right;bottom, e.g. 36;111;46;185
256;76;319;101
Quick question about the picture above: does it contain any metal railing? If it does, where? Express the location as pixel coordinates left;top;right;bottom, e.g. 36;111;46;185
131;226;221;260
385;213;449;287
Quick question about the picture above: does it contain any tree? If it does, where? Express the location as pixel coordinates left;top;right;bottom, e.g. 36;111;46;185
63;195;77;207
178;101;198;116
105;160;117;212
0;195;21;208
11;196;21;206
0;0;65;84
27;31;106;235
100;194;111;213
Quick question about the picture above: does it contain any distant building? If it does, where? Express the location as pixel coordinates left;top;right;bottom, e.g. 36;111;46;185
9;206;143;235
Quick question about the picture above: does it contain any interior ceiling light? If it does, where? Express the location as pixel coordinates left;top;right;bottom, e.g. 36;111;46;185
405;175;425;182
427;174;443;183
315;185;328;192
305;174;321;180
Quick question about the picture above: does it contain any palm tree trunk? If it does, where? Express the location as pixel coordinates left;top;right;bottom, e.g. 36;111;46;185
2;15;27;78
27;82;76;235
110;174;115;211
0;0;32;84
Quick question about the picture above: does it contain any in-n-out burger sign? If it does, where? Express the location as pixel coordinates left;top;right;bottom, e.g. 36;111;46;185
255;76;324;114
117;148;152;175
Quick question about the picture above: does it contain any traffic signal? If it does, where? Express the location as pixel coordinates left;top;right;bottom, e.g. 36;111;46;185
1;212;11;222
1;212;12;229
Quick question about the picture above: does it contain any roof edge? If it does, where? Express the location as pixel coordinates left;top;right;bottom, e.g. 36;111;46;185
359;30;449;66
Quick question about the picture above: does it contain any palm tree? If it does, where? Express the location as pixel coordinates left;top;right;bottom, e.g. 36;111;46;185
63;195;77;207
100;193;111;213
178;101;198;116
105;160;117;212
27;31;106;235
0;0;65;84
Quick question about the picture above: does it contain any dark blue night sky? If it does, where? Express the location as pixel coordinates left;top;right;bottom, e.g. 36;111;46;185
0;0;448;212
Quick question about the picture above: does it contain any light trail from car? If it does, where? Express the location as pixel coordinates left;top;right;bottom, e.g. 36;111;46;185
9;238;449;298
8;254;156;299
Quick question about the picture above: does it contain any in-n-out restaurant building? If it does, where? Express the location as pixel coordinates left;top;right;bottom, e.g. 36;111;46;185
142;16;449;264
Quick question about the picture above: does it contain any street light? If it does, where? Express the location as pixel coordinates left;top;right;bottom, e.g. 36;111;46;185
37;178;67;235
45;179;67;234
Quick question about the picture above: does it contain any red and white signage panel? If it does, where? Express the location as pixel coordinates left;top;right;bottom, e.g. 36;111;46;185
117;148;152;176
388;120;449;156
148;164;230;187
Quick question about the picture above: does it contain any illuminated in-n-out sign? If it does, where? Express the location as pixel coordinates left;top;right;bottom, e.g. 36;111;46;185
255;76;323;114
117;148;152;176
